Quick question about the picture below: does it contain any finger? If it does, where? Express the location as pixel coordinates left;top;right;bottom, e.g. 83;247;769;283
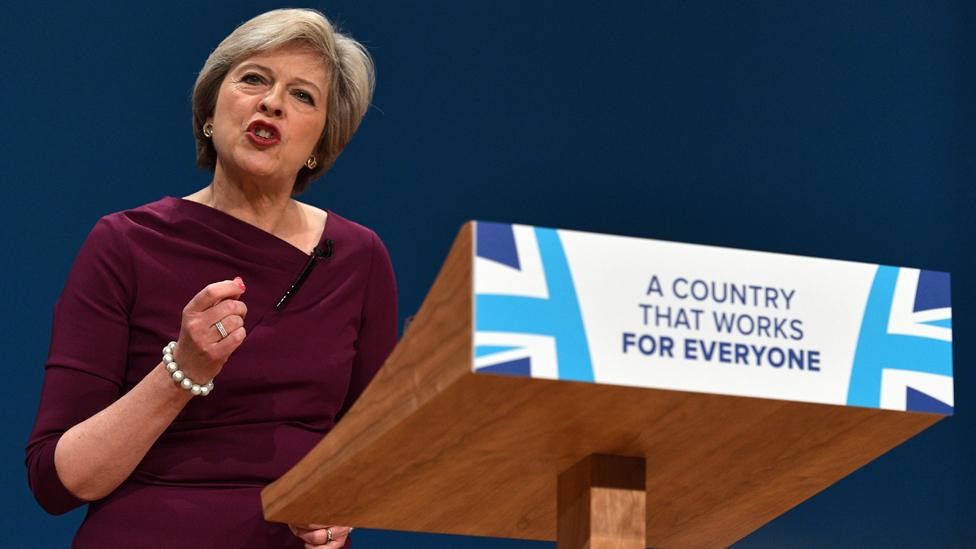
184;279;246;313
212;314;244;338
294;528;329;545
289;524;320;540
291;523;331;534
294;526;351;546
203;299;248;325
213;325;246;352
325;527;352;548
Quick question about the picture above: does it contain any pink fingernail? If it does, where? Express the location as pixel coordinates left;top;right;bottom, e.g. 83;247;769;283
234;276;246;292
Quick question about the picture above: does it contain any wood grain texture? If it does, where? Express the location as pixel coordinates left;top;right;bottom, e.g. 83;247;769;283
558;455;646;549
261;222;473;522
262;223;944;548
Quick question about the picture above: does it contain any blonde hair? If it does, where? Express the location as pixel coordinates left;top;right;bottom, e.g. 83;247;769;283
191;8;375;194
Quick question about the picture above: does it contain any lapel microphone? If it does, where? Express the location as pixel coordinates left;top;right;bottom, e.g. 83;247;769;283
274;239;334;311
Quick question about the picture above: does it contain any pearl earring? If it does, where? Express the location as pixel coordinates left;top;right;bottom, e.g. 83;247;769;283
306;156;317;169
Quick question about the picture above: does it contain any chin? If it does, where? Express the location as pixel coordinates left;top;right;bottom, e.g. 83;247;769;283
218;152;295;184
236;158;282;180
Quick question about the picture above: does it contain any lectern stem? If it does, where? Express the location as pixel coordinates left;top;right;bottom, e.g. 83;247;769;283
557;454;647;549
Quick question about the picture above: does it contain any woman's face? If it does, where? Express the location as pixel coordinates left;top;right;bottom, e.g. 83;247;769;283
208;44;330;186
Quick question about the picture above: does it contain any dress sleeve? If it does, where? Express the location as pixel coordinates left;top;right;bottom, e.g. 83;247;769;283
24;216;134;515
336;230;398;422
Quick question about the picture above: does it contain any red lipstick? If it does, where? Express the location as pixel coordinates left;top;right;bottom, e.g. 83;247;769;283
245;120;281;147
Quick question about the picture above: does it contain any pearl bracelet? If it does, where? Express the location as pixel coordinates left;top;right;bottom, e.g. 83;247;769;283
162;341;214;396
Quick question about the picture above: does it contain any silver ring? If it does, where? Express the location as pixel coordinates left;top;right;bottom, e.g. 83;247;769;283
326;528;334;543
214;320;229;339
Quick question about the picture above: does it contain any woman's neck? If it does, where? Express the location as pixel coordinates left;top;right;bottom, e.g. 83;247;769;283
196;165;298;236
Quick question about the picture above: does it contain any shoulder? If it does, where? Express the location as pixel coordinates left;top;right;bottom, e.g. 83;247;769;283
308;207;394;280
296;200;328;231
297;200;328;220
89;197;182;238
64;200;178;304
72;198;195;278
298;202;386;254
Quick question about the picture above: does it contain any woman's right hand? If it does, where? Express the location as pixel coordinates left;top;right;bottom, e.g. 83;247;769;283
172;277;248;383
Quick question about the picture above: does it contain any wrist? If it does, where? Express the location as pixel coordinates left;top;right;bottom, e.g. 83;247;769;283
155;362;195;402
162;341;214;397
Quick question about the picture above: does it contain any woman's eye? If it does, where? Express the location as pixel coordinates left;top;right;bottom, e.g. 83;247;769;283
294;90;315;105
240;73;264;84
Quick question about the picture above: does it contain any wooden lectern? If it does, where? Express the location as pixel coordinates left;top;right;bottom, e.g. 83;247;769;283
262;223;949;548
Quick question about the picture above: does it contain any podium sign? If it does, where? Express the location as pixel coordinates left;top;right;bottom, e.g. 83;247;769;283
263;222;952;548
474;222;953;413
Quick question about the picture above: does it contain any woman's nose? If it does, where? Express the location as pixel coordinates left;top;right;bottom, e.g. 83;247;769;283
259;89;284;117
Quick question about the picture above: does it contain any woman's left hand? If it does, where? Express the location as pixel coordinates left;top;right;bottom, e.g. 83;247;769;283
287;523;353;548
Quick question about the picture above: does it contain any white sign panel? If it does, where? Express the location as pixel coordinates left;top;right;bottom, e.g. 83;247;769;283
473;222;953;414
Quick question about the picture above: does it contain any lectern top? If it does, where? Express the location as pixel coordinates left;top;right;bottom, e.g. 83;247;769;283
263;222;949;548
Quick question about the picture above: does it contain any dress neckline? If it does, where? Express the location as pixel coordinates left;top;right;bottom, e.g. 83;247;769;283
163;196;331;261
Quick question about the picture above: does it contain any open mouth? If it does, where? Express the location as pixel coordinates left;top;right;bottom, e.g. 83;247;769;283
246;121;280;144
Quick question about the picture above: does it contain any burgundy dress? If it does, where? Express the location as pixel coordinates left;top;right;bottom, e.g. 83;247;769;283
25;197;397;547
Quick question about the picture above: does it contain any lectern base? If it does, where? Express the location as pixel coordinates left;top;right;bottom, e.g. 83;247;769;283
558;455;647;549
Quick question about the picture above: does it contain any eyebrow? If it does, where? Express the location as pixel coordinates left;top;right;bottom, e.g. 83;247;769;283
236;62;323;96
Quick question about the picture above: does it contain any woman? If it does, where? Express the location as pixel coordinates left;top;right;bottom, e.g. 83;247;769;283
24;9;394;548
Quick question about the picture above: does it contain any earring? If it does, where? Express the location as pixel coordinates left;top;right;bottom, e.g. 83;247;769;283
306;156;317;170
203;123;214;138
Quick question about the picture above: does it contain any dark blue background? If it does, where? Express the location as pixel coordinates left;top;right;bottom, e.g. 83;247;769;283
2;1;972;547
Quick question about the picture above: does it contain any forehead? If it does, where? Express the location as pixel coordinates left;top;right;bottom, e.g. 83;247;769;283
233;44;331;86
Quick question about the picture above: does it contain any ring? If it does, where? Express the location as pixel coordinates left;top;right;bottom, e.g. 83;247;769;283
214;320;229;339
326;528;334;543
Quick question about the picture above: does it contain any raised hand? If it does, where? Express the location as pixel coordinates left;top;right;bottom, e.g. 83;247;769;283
172;277;248;384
